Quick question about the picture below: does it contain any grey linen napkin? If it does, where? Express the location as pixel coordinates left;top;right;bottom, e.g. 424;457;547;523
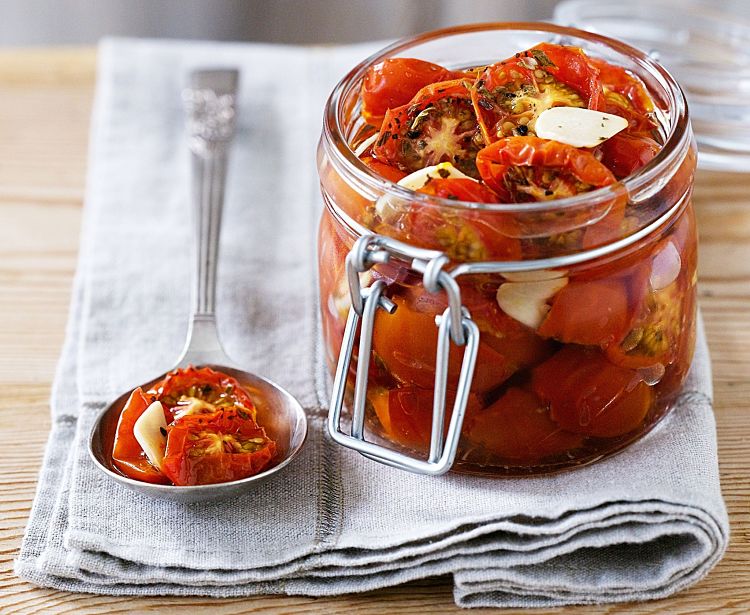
16;38;729;608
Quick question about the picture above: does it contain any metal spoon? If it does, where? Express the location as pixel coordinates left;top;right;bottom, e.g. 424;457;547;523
88;69;307;503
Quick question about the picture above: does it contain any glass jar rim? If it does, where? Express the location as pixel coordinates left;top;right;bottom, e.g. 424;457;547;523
321;21;691;214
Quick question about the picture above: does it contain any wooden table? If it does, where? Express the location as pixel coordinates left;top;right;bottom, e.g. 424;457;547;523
0;48;748;614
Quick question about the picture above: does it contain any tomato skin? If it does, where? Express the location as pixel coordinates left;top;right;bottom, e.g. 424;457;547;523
476;136;616;201
532;346;653;438
598;133;660;179
360;155;408;183
465;387;583;461
372;284;550;394
161;408;276;486
112;387;170;484
372;80;483;178
361;58;465;128
417;177;499;202
537;277;633;348
370;385;483;451
534;43;605;110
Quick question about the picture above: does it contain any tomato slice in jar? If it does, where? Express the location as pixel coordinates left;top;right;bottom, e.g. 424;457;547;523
475;136;616;202
598;133;661;180
403;177;521;261
112;387;170;484
532;346;653;438
606;237;691;371
470;44;604;144
465;387;583;462
372;79;484;178
369;385;483;451
161;408;276;486
360;58;466;128
372;284;551;395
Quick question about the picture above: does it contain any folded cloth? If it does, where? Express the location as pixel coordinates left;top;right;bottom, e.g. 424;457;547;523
16;37;729;608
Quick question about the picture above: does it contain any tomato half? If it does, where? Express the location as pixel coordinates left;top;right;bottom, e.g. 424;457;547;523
471;44;603;144
154;366;256;422
369;385;482;451
598;133;660;179
465;387;583;462
360;154;408;183
372;284;550;394
112;387;169;484
537;277;633;347
360;58;466;128
372;80;483;178
532;346;653;438
404;177;521;261
475;136;616;202
161;407;276;486
589;57;656;135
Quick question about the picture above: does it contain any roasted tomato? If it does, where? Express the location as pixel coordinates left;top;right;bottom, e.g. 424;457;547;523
154;366;257;422
589;57;656;135
161;407;276;486
470;44;603;144
112;387;169;484
598;133;660;179
359;154;409;183
403;177;521;261
372;284;551;394
360;58;465;128
369;385;483;451
372;80;484;178
607;236;692;371
532;346;653;438
465;387;583;462
537;277;633;348
475;136;616;202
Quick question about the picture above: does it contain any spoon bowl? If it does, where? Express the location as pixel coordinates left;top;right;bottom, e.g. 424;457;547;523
89;365;308;503
88;69;308;501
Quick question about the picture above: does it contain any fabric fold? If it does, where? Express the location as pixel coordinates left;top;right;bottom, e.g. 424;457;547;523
16;37;728;608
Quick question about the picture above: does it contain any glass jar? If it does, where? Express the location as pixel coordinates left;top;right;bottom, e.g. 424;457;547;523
317;23;698;476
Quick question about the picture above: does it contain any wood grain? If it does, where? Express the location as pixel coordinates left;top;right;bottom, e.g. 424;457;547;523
0;48;748;614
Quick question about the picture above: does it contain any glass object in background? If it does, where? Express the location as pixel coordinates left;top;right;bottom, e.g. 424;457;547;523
317;24;698;476
555;0;750;171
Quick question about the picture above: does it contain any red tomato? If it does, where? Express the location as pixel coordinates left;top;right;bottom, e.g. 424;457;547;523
372;80;483;178
155;366;256;422
598;133;661;179
112;387;169;484
532;346;653;438
588;57;657;135
475;136;616;202
471;44;604;144
369;385;483;451
405;177;521;261
372;284;550;394
360;58;465;128
465;387;583;461
360;154;408;183
161;408;276;486
537;277;634;348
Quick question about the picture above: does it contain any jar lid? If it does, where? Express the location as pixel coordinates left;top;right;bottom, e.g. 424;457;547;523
555;0;750;172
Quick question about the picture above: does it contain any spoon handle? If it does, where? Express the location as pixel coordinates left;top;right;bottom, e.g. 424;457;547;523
179;69;239;365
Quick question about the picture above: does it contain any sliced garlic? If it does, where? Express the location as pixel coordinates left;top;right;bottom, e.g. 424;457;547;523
133;400;167;470
496;277;569;329
330;270;373;320
534;107;628;148
650;241;681;290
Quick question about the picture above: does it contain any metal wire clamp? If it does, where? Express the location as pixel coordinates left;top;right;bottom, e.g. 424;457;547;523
327;234;480;475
